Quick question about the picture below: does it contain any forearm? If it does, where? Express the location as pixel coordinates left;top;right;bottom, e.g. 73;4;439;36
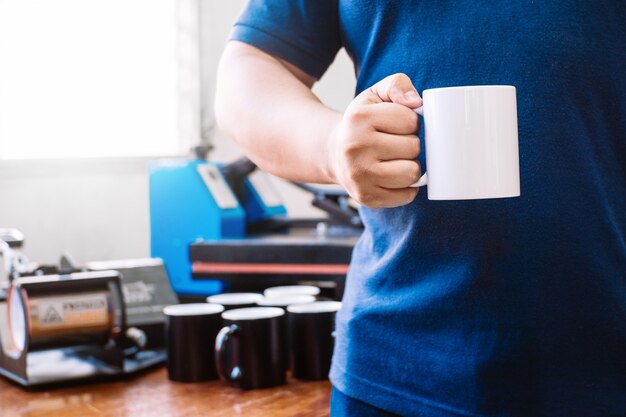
215;41;341;184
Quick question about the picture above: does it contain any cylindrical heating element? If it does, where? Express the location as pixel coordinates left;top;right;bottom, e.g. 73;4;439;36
8;286;115;352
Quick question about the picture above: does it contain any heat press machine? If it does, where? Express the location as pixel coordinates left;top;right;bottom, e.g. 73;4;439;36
0;231;176;387
149;152;362;301
0;270;158;386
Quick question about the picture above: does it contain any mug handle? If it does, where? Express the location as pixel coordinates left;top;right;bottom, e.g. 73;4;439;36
409;106;428;188
215;324;241;382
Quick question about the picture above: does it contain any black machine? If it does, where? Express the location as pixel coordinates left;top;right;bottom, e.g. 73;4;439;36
0;232;176;387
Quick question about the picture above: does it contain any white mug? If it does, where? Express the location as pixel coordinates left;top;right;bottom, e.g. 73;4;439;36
411;85;520;200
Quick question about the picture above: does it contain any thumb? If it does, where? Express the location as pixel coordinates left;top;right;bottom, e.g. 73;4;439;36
356;73;422;109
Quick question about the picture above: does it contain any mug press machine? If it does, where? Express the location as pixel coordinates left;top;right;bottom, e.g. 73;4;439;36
149;154;362;301
0;231;177;387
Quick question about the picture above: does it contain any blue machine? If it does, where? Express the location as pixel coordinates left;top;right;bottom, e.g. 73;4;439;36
149;157;287;296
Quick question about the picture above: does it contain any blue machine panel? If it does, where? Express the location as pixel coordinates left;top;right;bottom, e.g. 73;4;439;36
244;172;287;223
149;159;246;296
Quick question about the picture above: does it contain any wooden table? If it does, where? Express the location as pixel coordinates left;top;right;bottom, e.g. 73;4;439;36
0;368;331;417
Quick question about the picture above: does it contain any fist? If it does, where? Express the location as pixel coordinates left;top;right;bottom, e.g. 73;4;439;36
328;73;423;209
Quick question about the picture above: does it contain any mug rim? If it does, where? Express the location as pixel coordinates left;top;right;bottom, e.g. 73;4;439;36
206;292;263;305
423;85;515;94
163;303;224;316
222;306;285;321
263;285;320;297
257;294;316;307
287;301;342;314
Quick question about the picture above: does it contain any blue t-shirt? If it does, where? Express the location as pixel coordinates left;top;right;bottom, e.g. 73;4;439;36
231;2;626;416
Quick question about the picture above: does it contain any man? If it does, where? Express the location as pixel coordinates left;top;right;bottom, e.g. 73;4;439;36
215;1;626;416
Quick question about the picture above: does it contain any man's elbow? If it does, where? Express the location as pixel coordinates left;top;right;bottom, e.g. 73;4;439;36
214;58;234;139
215;42;256;137
213;89;231;138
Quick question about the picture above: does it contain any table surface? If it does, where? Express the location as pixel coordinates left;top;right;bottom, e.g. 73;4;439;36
0;367;331;417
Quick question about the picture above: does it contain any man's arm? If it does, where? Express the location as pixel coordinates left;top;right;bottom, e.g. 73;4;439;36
215;41;340;184
215;41;423;209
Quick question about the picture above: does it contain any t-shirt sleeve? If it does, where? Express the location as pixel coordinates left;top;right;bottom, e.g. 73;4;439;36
230;0;342;79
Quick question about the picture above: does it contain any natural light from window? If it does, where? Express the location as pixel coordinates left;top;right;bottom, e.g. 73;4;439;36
0;0;179;160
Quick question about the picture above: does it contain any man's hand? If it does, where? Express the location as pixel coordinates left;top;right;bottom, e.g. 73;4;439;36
327;73;423;209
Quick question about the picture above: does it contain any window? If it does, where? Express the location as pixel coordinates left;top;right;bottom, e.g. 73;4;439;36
0;0;181;159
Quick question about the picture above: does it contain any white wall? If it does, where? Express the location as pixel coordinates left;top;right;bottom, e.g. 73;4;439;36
0;2;356;265
0;158;152;264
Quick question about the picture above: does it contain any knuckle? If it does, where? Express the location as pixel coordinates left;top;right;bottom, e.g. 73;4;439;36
397;189;418;207
414;137;421;155
410;138;422;159
382;74;414;102
402;135;420;158
367;197;384;209
389;73;412;93
342;140;367;159
391;104;418;133
338;128;370;160
406;110;419;131
352;189;374;206
390;72;410;84
345;106;369;125
405;188;419;203
350;183;383;208
347;164;370;184
409;163;421;182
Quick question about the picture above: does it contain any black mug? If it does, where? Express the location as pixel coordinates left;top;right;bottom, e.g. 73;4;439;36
256;294;316;369
215;307;287;389
287;301;341;380
207;292;263;310
164;303;225;382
